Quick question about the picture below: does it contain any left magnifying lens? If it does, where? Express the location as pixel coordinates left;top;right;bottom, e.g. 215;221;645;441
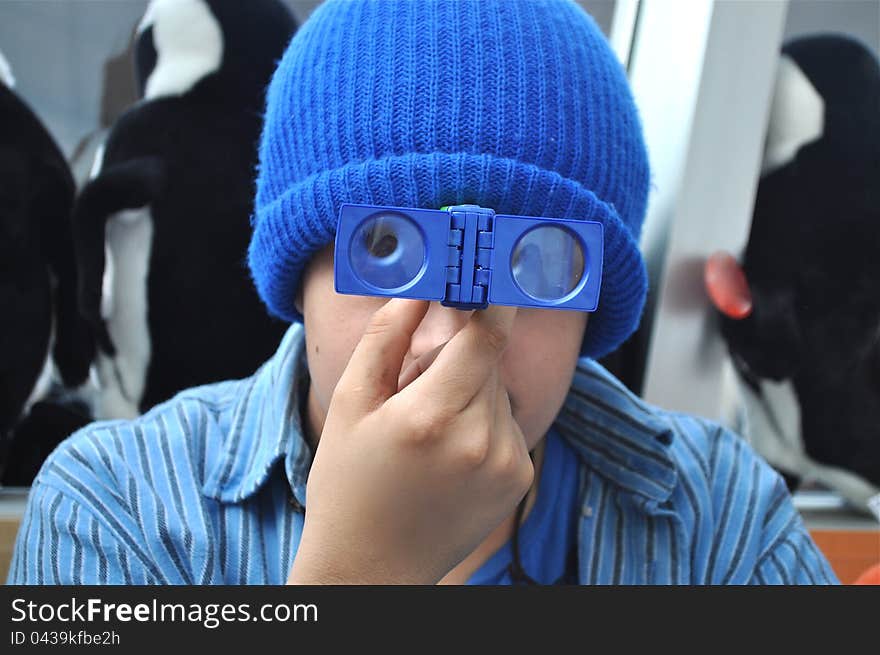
349;212;426;290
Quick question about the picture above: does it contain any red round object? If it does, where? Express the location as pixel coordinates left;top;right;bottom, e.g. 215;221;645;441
854;562;880;585
704;251;753;320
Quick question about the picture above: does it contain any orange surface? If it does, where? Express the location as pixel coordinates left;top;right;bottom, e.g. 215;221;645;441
810;530;880;585
0;518;20;584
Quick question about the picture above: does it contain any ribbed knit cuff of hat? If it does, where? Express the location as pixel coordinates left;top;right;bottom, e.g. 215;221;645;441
247;150;647;360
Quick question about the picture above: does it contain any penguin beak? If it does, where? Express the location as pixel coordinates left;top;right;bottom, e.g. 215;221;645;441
705;251;753;320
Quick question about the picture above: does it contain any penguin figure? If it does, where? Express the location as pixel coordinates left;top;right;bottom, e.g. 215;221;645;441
0;52;94;482
0;52;92;434
706;35;880;516
73;0;296;418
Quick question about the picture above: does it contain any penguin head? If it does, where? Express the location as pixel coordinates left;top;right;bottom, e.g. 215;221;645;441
0;49;15;89
134;0;223;99
134;0;295;102
775;35;880;176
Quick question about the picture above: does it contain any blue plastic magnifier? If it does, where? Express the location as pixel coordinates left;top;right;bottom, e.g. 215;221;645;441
334;204;603;311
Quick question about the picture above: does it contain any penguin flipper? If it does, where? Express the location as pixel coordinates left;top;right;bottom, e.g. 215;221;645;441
33;162;95;387
71;157;165;356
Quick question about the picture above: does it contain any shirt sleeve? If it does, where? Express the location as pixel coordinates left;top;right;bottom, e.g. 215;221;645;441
747;476;839;585
673;415;840;585
7;479;161;585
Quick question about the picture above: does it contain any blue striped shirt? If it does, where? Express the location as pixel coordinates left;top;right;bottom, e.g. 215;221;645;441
7;323;838;585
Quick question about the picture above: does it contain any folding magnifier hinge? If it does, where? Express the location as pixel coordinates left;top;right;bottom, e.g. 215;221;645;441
442;205;495;310
334;203;604;312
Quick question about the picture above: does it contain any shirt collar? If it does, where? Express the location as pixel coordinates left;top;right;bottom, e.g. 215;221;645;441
202;324;677;506
201;323;312;506
552;358;677;504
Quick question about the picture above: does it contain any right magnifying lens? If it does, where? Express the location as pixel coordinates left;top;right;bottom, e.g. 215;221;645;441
510;225;586;301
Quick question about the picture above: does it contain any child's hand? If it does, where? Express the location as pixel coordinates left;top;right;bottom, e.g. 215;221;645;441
287;298;533;585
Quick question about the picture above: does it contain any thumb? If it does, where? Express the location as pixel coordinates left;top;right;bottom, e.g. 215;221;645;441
397;341;447;391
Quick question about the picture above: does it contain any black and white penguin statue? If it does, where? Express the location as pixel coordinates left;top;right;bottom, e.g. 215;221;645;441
706;35;880;518
0;50;94;483
73;0;296;418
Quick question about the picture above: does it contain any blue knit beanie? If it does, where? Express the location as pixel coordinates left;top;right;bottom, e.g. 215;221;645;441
249;0;650;359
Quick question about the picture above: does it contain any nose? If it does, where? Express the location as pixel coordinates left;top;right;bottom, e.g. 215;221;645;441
408;302;474;360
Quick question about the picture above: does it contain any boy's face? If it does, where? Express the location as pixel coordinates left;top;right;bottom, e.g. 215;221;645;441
298;244;588;451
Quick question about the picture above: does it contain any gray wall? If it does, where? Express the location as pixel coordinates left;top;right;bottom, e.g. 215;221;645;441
0;1;149;158
2;0;875;164
0;0;616;165
784;0;878;54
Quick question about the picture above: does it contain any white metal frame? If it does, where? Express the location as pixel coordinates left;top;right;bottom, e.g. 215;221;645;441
622;0;789;419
